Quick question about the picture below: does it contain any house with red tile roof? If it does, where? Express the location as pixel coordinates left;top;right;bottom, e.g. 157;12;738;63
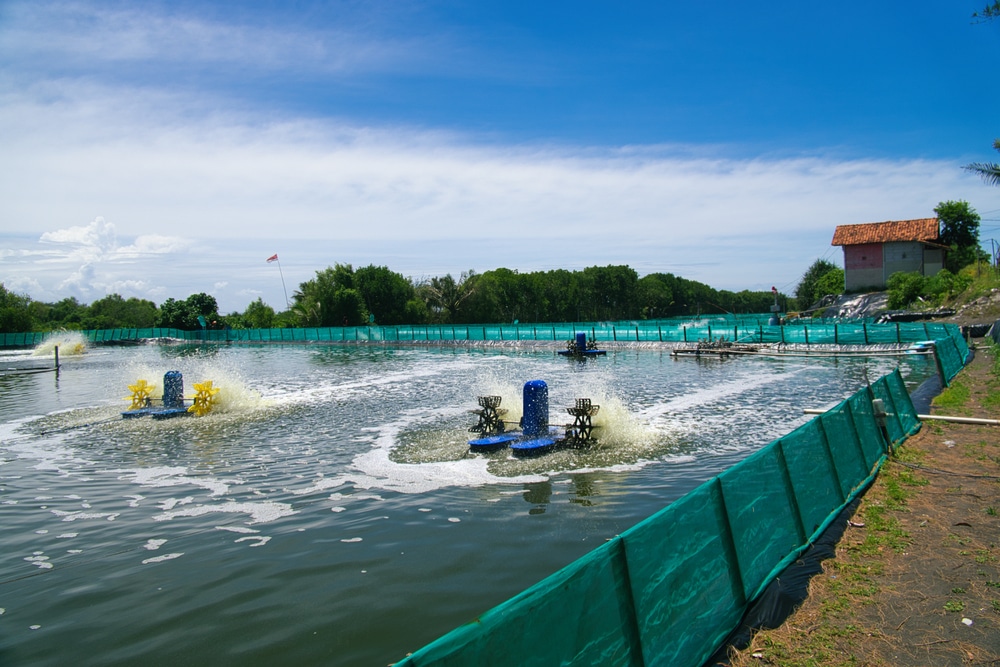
831;218;946;291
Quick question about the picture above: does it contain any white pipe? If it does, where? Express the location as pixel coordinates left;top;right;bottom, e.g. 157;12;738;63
803;408;1000;426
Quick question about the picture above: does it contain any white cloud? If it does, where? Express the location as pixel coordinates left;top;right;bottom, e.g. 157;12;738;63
0;1;432;76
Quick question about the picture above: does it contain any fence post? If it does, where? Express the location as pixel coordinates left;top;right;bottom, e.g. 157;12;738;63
683;326;688;342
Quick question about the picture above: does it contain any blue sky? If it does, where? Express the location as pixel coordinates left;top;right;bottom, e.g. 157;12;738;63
2;1;999;314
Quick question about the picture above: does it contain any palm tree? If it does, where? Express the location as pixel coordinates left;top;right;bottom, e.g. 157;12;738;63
965;139;1000;186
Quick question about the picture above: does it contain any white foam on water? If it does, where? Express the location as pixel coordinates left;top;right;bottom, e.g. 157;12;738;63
142;552;184;564
125;495;144;507
264;361;462;408
215;525;259;534
24;554;52;569
158;497;194;511
50;510;120;522
234;535;270;547
115;467;235;497
56;533;77;539
638;365;809;422
152;500;295;524
143;539;167;551
341;537;362;543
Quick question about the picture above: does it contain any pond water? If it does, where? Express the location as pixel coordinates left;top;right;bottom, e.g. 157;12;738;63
0;340;934;666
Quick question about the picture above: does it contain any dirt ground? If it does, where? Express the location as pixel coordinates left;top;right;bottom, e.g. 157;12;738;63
729;339;1000;667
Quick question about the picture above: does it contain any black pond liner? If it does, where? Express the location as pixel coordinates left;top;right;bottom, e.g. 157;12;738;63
702;497;862;666
703;365;953;666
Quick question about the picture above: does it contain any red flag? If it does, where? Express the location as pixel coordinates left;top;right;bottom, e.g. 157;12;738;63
266;254;278;263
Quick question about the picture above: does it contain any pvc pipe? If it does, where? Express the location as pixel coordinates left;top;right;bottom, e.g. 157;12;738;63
803;408;1000;426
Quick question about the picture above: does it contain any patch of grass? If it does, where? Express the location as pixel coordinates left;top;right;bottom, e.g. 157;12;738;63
952;587;967;594
975;549;997;564
897;469;928;487
933;380;971;413
993;600;1000;614
944;599;965;612
987;506;998;517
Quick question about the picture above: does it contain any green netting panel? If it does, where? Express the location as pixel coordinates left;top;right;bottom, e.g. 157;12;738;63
847;391;888;467
871;370;920;445
778;419;844;538
817;404;871;498
717;445;804;601
397;538;642;667
898;322;931;341
864;324;901;345
884;369;921;439
622;480;745;667
935;336;964;384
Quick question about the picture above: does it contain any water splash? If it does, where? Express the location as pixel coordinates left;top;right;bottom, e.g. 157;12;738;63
33;331;87;356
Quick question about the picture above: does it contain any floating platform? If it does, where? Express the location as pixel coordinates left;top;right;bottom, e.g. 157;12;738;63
468;433;519;452
470;427;567;457
557;349;606;357
671;342;761;358
558;332;606;358
121;406;191;420
509;437;557;456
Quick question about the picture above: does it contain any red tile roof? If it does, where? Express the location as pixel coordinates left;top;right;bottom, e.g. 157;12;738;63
831;218;939;246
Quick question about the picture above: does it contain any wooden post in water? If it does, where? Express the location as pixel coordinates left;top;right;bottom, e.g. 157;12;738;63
54;345;59;375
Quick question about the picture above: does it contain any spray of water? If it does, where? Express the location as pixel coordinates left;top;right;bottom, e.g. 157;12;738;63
33;331;87;356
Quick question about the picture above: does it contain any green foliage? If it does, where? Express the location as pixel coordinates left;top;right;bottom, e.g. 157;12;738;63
292;264;367;327
354;265;415;325
419;271;477;323
795;259;841;309
887;267;979;310
935;200;985;273
0;283;34;333
157;293;220;329
240;297;276;329
886;272;926;309
972;2;1000;22
813;268;844;304
963;139;1000;185
85;294;158;329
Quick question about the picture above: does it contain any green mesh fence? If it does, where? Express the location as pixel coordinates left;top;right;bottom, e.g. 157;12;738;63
2;318;970;353
396;369;922;667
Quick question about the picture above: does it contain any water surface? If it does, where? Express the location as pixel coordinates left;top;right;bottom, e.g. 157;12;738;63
0;341;932;665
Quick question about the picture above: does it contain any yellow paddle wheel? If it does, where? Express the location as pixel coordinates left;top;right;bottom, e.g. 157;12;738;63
125;379;155;410
188;380;220;417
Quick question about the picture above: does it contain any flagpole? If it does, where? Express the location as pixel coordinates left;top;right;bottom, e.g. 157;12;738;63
268;254;290;309
276;258;289;309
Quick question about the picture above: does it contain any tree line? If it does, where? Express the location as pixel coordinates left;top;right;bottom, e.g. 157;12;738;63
1;264;790;334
